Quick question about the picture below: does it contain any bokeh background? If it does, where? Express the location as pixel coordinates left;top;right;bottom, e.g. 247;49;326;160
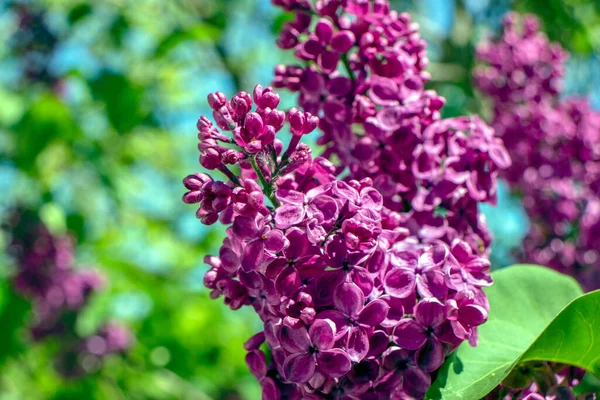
0;0;598;398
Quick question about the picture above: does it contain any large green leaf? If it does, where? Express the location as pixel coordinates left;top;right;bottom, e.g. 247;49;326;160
427;265;600;399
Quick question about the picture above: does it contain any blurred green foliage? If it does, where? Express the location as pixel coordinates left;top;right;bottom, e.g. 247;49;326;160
0;0;598;398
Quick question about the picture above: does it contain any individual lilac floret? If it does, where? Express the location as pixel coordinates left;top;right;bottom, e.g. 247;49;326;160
183;84;494;399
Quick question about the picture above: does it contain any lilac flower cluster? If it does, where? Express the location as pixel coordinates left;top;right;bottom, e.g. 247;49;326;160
475;13;600;290
486;362;590;400
3;208;131;377
184;85;493;398
271;0;511;256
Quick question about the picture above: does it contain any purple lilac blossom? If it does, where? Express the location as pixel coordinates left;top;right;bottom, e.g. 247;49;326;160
271;0;511;257
3;208;132;377
184;85;493;399
475;13;600;291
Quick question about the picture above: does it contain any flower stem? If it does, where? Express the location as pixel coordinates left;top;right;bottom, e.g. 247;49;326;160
341;53;355;85
251;156;280;208
217;165;242;187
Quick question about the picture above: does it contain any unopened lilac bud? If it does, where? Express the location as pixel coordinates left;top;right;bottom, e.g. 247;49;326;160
222;149;243;165
244;332;266;351
253;84;264;103
207;91;227;110
315;0;338;17
200;147;223;170
213;107;236;131
373;0;389;13
244;112;264;136
288;108;306;135
197;209;219;225
196;116;213;131
331;30;355;53
183;173;212;191
264;109;286;131
277;24;300;49
254;85;281;110
303;113;319;134
231;91;253;117
281;143;312;174
274;139;284;155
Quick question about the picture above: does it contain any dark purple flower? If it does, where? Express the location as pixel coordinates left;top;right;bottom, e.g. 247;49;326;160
280;319;351;383
318;282;389;362
392;298;447;372
229;216;289;271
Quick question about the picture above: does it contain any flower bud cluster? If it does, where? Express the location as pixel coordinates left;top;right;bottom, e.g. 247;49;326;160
184;86;492;399
3;208;132;376
271;0;511;256
475;13;600;290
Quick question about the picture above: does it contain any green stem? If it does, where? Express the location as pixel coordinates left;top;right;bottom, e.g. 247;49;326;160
341;53;355;85
251;156;280;208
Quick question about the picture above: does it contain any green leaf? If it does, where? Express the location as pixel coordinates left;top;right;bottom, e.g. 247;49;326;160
154;25;221;58
0;284;31;365
89;71;150;134
574;373;600;396
67;3;92;25
271;11;295;35
426;265;600;399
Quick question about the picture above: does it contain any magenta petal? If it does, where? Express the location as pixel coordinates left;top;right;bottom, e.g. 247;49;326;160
241;240;264;271
264;229;288;254
359;187;383;210
357;299;389;327
274;204;306;229
283;228;309;260
309;195;338;222
415;338;445;372
350;267;374;296
280;326;311;353
416;270;448;300
261;377;281;400
232;216;259;239
334;282;365;318
450;320;469;341
283;352;316;383
319;50;340;73
459;304;488;326
276;189;305;205
275;267;301;297
403;367;432;397
392;319;427;350
316;310;349;340
330;30;355;53
317;349;352;378
219;246;240;273
384;268;416;298
414;298;446;328
367;330;389;358
347;327;370;362
245;350;267;379
309;319;336;350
